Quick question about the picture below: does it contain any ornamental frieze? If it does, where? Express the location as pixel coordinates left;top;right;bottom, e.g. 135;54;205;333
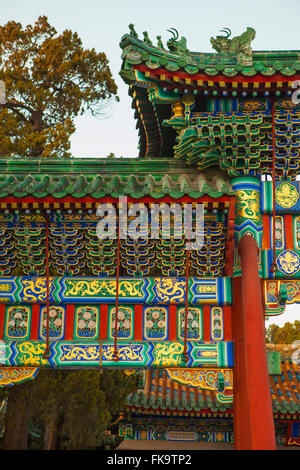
0;277;232;305
0;340;233;369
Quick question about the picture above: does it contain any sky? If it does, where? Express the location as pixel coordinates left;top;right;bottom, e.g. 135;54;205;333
1;0;300;158
1;0;300;327
266;305;299;328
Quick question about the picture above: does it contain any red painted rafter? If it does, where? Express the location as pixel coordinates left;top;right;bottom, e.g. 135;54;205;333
0;195;232;204
135;64;300;85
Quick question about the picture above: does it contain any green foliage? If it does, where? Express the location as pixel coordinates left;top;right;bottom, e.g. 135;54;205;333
60;370;108;449
99;370;137;418
1;378;37;449
1;368;137;450
266;320;300;344
0;16;118;158
265;323;280;343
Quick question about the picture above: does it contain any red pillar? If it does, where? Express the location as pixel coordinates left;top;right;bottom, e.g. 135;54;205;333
233;234;276;449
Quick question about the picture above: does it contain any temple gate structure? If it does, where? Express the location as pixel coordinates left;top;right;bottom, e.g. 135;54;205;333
0;26;299;449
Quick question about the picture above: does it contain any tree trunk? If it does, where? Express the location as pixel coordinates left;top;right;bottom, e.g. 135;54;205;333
56;415;64;450
31;109;42;132
43;413;58;450
2;391;32;450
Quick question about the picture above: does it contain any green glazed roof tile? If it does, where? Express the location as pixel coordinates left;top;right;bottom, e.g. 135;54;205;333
126;362;300;415
0;158;233;198
120;33;300;79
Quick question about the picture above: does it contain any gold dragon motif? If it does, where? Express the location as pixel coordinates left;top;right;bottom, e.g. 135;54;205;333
153;342;184;367
235;189;262;225
64;279;144;298
59;344;144;363
17;342;49;366
22;278;54;302
154;278;185;303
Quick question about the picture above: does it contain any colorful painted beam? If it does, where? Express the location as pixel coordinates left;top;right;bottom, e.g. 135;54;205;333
120;426;233;443
262;249;300;278
0;367;39;387
166;368;233;403
231;177;263;247
264;279;300;315
262;214;296;252
261;181;300;214
286;423;300;446
166;368;233;390
0;340;234;369
0;276;232;305
0;304;232;343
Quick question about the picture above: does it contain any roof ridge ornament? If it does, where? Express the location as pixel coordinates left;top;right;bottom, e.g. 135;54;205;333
166;28;196;65
128;24;138;38
219;28;232;38
143;31;153;46
210;27;256;66
156;36;165;50
167;28;179;41
167;28;187;54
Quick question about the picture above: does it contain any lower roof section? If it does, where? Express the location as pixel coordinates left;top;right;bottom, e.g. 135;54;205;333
0;158;233;199
125;358;300;416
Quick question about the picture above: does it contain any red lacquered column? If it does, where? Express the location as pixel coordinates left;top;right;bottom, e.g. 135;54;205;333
234;234;276;449
134;305;143;341
232;276;251;449
0;303;6;339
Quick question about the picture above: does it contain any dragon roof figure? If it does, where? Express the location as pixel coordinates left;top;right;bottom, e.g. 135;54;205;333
210;27;256;66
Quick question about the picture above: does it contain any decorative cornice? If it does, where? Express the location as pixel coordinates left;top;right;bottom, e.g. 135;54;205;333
0;159;233;198
120;32;300;80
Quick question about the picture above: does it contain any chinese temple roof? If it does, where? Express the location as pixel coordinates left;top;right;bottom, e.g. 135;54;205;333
120;29;300;80
126;358;300;416
0;158;233;199
0;159;234;278
270;360;300;414
119;27;300;179
126;369;233;414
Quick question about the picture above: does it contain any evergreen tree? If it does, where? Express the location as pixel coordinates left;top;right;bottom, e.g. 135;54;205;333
1;368;137;450
0;16;118;158
265;323;280;343
0;379;36;450
266;320;300;344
